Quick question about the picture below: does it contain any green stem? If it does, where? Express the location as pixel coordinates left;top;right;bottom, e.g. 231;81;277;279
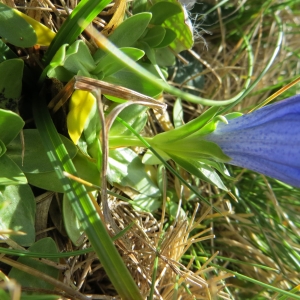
109;135;151;148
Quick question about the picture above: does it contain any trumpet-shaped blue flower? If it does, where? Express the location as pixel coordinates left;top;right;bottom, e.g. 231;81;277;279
204;95;300;187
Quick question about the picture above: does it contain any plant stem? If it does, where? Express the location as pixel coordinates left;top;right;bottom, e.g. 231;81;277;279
109;135;152;148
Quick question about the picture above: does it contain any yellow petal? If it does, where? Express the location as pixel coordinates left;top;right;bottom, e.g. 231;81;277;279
13;9;56;46
67;90;96;144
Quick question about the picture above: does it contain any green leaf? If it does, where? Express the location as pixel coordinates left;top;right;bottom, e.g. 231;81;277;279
47;65;74;82
151;106;220;144
1;50;34;99
166;200;186;219
93;13;152;63
105;63;163;97
142;148;170;165
132;0;148;14
108;148;161;200
25;153;100;193
13;8;56;46
173;98;183;128
6;129;77;173
152;0;193;53
60;40;95;75
0;184;35;246
25;171;64;193
0;39;18;63
168;153;228;190
0;109;24;146
155;47;176;66
0;59;24;110
224;112;244;120
63;193;84;246
158;138;230;162
132;197;161;212
0;154;27;185
140;26;166;47
154;28;177;48
149;1;182;25
199;158;232;180
72;151;101;188
93;47;145;78
0;289;10;300
47;41;95;81
109;105;148;136
47;44;73;81
0;140;6;157
0;3;37;47
9;238;59;289
135;41;168;81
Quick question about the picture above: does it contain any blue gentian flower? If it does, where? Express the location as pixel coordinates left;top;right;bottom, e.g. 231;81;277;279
204;95;300;187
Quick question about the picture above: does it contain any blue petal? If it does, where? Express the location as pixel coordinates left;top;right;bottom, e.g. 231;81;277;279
216;94;300;131
224;153;300;187
205;95;300;187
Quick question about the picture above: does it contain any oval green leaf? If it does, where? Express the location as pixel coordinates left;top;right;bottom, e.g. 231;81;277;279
93;47;145;78
104;63;163;97
150;0;193;53
141;26;166;47
0;59;24;110
93;12;152;63
0;3;37;47
109;104;148;136
24;151;101;193
6;129;77;173
108;148;161;199
0;154;27;185
149;1;182;25
63;193;84;246
168;153;228;191
163;3;193;53
25;171;64;193
154;27;177;48
0;184;35;246
9;238;59;289
0;39;18;63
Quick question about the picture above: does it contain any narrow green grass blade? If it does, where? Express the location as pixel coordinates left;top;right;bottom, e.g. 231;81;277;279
0;246;93;258
0;225;133;259
32;93;142;300
149;256;159;300
210;263;300;299
184;253;277;271
277;285;300;300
